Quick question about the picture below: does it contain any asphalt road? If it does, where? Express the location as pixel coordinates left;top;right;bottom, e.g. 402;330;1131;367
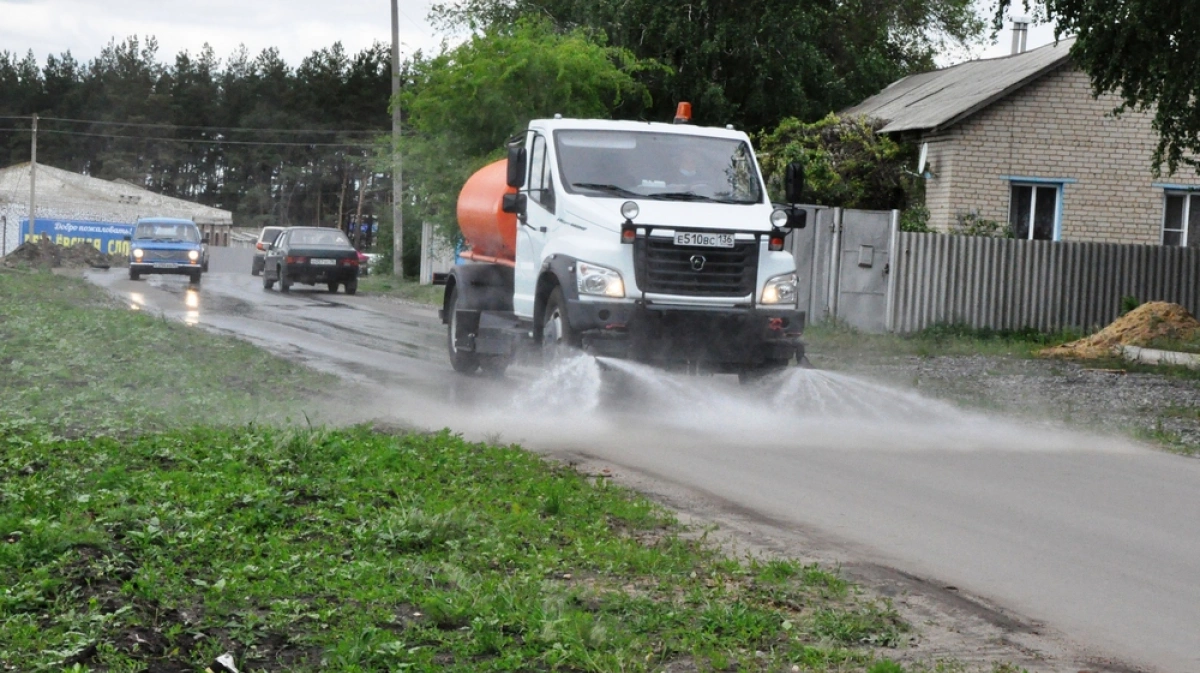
85;248;1200;673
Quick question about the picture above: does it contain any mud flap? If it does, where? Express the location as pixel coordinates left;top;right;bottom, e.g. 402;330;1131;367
454;309;522;356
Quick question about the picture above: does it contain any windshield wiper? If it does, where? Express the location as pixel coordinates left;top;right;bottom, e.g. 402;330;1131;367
651;191;718;202
571;182;640;197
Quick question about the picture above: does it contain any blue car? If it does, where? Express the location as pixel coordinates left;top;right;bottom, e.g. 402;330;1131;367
126;217;205;283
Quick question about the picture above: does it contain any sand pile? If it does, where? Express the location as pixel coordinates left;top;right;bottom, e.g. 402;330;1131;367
2;238;123;269
1039;301;1200;359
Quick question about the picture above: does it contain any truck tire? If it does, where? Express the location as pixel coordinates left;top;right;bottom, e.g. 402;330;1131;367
542;286;580;363
446;286;480;374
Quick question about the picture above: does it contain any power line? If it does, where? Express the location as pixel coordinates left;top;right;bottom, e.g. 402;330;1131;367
0;114;383;136
32;128;378;148
43;116;382;135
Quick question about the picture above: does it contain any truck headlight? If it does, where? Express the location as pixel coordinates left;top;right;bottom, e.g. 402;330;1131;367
188;250;200;261
761;272;798;305
576;261;625;298
132;248;144;259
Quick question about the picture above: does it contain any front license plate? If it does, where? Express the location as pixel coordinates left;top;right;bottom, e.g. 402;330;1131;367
310;258;337;266
153;263;179;269
674;232;735;248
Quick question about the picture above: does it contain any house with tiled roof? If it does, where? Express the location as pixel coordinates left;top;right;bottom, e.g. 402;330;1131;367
844;35;1200;247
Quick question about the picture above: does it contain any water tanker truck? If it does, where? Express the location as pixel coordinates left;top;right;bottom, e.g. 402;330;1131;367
439;104;809;381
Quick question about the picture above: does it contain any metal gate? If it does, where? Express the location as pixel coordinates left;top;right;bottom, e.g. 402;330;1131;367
791;207;900;333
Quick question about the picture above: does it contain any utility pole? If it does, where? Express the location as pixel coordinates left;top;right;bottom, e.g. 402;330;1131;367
28;114;37;243
391;0;405;278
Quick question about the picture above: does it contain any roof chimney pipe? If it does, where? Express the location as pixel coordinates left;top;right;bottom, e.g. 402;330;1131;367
1011;18;1030;54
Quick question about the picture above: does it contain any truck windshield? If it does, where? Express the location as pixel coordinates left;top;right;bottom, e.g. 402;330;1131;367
555;130;764;204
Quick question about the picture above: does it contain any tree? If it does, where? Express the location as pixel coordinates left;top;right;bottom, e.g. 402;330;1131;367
432;0;986;131
756;114;920;212
399;18;654;237
998;0;1200;175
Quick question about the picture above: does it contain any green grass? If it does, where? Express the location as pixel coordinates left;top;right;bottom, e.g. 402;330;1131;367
0;266;925;672
803;320;1083;362
0;268;337;435
0;423;911;672
357;274;444;306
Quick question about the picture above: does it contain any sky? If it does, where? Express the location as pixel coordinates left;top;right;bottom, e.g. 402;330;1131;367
0;0;446;66
0;0;1060;70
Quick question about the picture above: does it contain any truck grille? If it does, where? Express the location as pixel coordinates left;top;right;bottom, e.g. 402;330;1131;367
633;236;759;297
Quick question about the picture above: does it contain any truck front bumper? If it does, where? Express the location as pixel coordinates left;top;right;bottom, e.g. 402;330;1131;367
567;298;804;369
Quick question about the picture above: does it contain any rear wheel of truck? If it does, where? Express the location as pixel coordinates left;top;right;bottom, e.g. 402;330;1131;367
541;286;580;364
446;286;480;374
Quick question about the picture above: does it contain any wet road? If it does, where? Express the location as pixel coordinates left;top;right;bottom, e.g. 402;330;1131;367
85;248;1200;673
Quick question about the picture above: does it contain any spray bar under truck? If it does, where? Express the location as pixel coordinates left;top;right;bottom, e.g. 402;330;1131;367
439;103;809;381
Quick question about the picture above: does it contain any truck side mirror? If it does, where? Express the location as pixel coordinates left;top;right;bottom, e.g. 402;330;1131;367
784;161;805;204
506;146;527;188
501;192;527;216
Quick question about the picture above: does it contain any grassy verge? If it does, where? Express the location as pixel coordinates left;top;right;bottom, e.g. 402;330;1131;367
0;267;934;671
0;268;336;436
357;274;443;306
803;320;1082;362
1;423;914;672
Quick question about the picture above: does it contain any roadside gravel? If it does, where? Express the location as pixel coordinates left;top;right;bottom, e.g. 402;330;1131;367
809;350;1200;455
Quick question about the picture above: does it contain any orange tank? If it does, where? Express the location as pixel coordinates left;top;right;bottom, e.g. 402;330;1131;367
456;159;517;265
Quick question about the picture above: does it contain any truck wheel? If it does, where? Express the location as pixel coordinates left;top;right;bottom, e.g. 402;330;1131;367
737;359;790;385
344;279;358;295
541;286;580;363
447;286;480;374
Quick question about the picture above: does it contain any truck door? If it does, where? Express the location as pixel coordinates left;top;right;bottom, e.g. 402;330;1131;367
514;133;556;318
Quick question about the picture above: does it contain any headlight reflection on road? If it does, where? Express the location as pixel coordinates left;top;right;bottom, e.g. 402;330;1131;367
129;292;145;311
184;289;200;324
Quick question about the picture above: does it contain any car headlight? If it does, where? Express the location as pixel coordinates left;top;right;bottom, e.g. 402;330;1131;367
576;261;625;298
761;272;798;305
188;250;200;261
132;248;144;259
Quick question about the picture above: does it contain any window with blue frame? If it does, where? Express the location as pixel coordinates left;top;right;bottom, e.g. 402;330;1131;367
1008;183;1060;240
1161;192;1200;247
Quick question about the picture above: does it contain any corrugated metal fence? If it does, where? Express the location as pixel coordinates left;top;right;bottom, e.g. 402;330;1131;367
797;207;1200;334
890;233;1200;333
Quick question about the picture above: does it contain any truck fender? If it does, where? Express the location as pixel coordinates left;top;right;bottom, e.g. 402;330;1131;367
533;254;581;338
441;263;515;324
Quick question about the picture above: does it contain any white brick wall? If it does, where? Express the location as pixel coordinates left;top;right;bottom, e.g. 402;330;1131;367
922;65;1199;244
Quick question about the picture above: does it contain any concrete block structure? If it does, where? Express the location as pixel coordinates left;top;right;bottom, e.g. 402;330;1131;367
844;37;1200;246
